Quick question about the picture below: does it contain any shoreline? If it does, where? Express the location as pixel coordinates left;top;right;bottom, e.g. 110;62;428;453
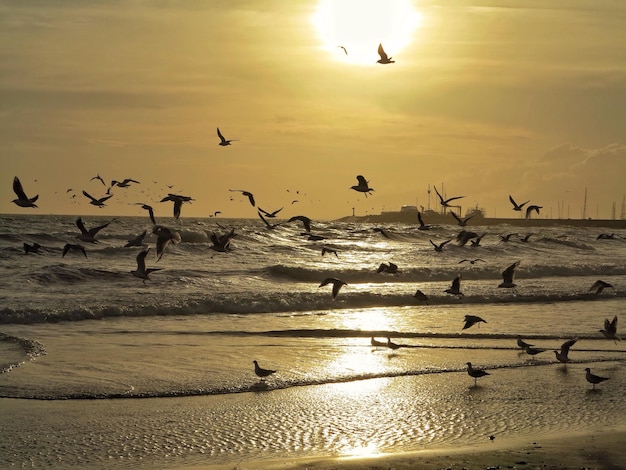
179;427;626;470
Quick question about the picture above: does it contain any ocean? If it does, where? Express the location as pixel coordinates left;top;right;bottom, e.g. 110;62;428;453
1;213;625;468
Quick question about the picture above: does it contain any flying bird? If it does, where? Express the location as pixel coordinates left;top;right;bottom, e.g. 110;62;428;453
434;185;464;211
110;178;139;188
76;217;111;243
217;127;237;146
62;243;87;258
321;247;338;257
82;190;113;208
12;176;39;208
459;258;485;265
599;315;620;343
319;277;347;299
152;225;182;261
376;262;398;274
430;239;452;252
520;233;534;242
253;360;276;380
376;43;395;64
137;203;156;225
509;195;529;212
470;233;487;247
525;205;542;219
287;215;312;232
463;315;487;330
160;193;193;219
90;173;106;186
450;211;474;227
131;248;162;283
466;362;490;386
23;242;43;254
554;338;578;364
338;45;347;55
445;275;463;297
229;189;255;207
499;233;518;242
412;289;429;303
585;368;609;389
417;211;432;230
498;261;520;289
258;207;283;218
589;280;613;295
124;229;148;248
209;228;236;253
350;175;374;197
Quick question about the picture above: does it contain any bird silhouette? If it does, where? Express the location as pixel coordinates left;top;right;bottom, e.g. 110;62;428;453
509;195;529;212
498;261;520;289
463;315;486;329
466;362;490;386
599;315;620;343
11;176;39;208
253;360;276;380
350;175;374;197
217;127;237;146
319;277;347;299
376;43;395;64
585;368;609;389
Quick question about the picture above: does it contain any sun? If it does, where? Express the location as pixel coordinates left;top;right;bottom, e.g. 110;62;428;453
312;0;422;65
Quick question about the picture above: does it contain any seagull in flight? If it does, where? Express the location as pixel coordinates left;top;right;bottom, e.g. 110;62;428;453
131;248;162;283
450;211;474;227
470;233;487;247
599;315;620;343
76;217;111;243
82;190;113;207
430;239;452;252
12;176;39;208
589;280;613;295
509;195;530;212
499;233;518;242
253;360;276;380
217;127;237;146
90;173;106;186
350;175;374;197
466;362;489;386
338;45;347;55
124;229;148;248
321;247;338;257
554;338;577;364
62;243;87;258
498;261;520;289
136;203;156;225
23;242;43;254
160;193;193;219
412;289;429;303
376;43;395;64
525;205;542;219
376;262;398;274
417;211;432;230
110;178;140;188
229;189;255;207
287;215;312;232
517;336;533;350
463;315;486;329
209;228;236;253
258;207;283;218
152;225;182;261
445;275;463;297
434;185;464;212
319;277;347;299
459;258;485;265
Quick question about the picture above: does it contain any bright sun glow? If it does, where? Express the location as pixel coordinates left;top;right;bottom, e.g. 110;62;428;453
312;0;422;65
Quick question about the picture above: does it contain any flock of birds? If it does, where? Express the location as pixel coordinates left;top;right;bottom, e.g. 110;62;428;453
10;173;622;386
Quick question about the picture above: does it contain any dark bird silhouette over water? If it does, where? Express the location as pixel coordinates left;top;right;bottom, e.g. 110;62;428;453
517;336;533;350
445;275;463;297
76;217;111;243
253;360;276;380
412;289;429;303
258;207;283;218
386;337;401;350
377;262;398;274
131;248;162;283
525;205;542;219
599;315;620;343
137;203;156;225
499;233;518;242
498;261;520;289
459;258;485;265
430;239;452;252
229;189;255;207
287;215;312;232
321;247;338;257
509;195;529;212
466;362;489;386
376;43;394;64
450;211;474;227
125;229;147;248
62;243;87;258
597;233;619;240
12;176;38;208
463;315;486;329
319;277;347;299
350;175;374;197
470;233;487;247
417;211;432;230
589;280;613;295
217;127;237;146
110;178;139;188
152;225;181;261
23;242;42;254
585;368;609;389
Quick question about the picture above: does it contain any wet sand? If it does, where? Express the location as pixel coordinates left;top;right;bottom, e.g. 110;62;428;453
183;429;626;470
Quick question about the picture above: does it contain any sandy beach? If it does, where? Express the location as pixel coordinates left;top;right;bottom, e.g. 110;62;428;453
182;429;626;470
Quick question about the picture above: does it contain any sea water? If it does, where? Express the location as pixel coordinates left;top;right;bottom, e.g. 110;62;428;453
1;214;625;468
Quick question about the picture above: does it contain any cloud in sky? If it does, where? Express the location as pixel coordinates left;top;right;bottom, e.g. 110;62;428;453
1;0;625;219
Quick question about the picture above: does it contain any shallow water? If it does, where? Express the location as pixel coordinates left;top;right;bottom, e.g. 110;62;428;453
1;214;625;467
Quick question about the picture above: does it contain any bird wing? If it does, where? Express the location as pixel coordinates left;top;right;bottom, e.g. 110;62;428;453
509;195;518;208
173;200;182;219
377;43;388;61
444;195;465;204
136;249;148;271
450;211;462;223
451;275;461;290
76;217;88;234
244;192;255;206
88;221;111;237
217;127;226;143
13;176;28;199
82;190;97;203
433;185;444;203
560;338;577;354
355;175;368;187
502;261;519;282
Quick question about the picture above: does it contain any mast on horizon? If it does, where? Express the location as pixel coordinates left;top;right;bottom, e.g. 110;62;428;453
582;187;588;219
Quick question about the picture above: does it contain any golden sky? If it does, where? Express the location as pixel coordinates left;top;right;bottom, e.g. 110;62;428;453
2;0;625;220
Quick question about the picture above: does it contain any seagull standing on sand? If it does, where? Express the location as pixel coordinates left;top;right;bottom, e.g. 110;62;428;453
589;280;613;295
463;315;486;329
319;277;347;299
599;315;620;343
585;368;609;389
131;248;162;283
445;275;463;297
217;127;237;146
524;345;547;357
376;43;394;64
371;337;385;347
498;261;520;289
253;360;276;380
466;362;490;386
554;338;578;364
11;176;39;208
350;175;374;197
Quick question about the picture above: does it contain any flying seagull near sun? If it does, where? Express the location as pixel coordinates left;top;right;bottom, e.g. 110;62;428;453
82;190;113;208
11;176;39;208
338;45;347;55
350;175;374;197
217;127;237;146
376;43;394;64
